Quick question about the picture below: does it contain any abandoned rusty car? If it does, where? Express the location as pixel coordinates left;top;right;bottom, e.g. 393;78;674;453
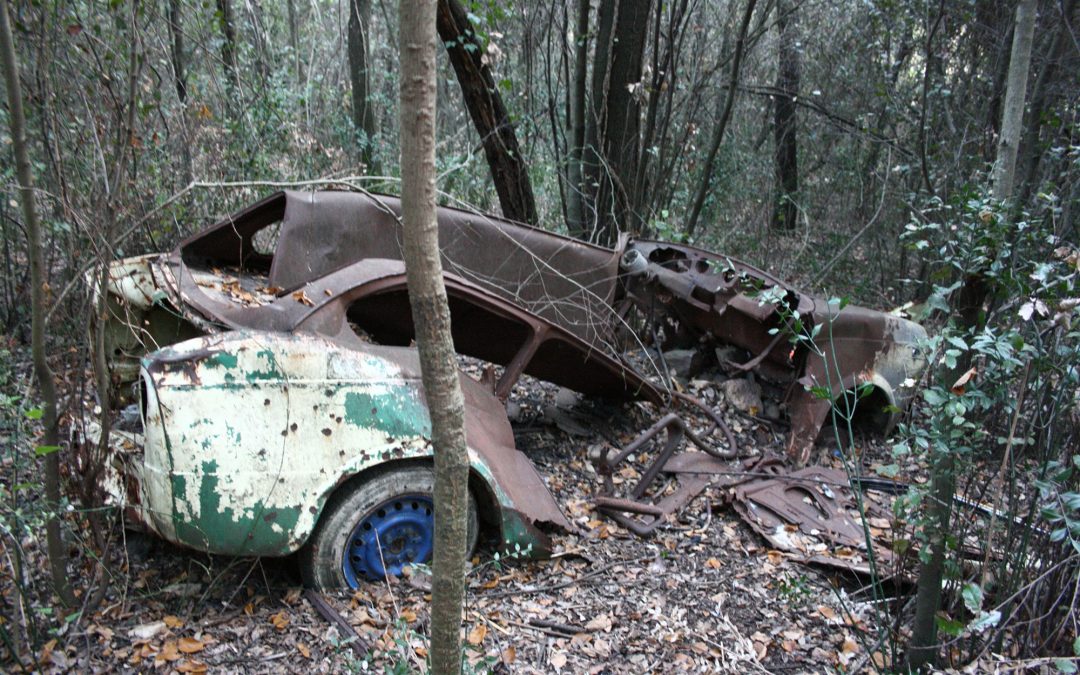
94;190;927;588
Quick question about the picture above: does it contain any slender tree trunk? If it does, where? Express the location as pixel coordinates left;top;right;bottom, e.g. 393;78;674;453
770;0;799;231
348;0;378;172
1017;0;1076;207
216;0;239;99
684;0;757;238
166;0;193;185
0;0;75;608
990;0;1036;203
287;0;302;81
247;0;270;83
399;1;470;673
167;0;187;103
565;0;589;236
907;0;1037;668
436;0;537;225
584;0;652;244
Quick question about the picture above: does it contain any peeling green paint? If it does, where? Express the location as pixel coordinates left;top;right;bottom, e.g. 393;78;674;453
205;352;238;369
172;460;302;556
343;388;431;439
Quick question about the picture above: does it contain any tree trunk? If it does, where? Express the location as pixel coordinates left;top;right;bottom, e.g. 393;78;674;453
399;1;470;673
1017;0;1073;207
216;0;239;99
348;0;378;172
436;0;538;225
907;0;1037;668
287;0;302;81
770;0;799;231
167;0;187;103
166;0;193;185
584;0;652;244
0;0;75;608
684;0;757;238
565;0;589;236
990;0;1037;203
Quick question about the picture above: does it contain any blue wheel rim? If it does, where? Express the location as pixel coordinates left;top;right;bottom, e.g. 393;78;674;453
343;494;435;586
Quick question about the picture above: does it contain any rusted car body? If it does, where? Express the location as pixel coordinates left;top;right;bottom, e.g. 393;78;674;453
97;190;926;579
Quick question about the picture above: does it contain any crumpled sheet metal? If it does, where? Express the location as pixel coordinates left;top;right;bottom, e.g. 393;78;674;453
730;466;899;575
180;190;623;348
619;240;928;460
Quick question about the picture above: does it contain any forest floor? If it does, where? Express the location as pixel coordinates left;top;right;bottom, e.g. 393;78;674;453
8;353;925;674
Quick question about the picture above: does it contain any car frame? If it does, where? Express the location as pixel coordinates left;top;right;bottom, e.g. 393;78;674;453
94;189;927;588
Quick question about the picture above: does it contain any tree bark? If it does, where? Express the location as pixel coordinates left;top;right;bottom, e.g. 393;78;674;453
287;0;302;81
348;0;378;172
907;1;1037;669
166;0;193;185
167;0;187;103
1017;0;1076;207
216;0;239;98
436;0;537;225
990;0;1037;202
565;0;590;236
584;0;652;244
770;0;799;231
399;1;470;673
0;0;75;607
684;0;757;238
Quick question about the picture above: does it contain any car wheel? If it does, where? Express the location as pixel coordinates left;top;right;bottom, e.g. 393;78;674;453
301;465;478;589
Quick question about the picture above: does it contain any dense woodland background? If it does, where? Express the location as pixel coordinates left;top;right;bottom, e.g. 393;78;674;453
1;0;1079;671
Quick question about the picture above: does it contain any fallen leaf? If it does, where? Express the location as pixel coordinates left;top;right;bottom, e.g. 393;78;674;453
705;557;722;569
163;615;184;629
842;637;859;653
817;605;837;621
400;609;417;623
270;611;290;630
158;640;182;662
176;658;208;673
766;550;785;564
501;645;516;665
285;587;303;605
550;651;567;669
467;623;487;645
129;621;166;641
178;637;205;654
292;290;315;306
585;614;612;632
297;643;311;659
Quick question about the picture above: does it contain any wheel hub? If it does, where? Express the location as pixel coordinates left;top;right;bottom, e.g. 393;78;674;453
343;495;435;585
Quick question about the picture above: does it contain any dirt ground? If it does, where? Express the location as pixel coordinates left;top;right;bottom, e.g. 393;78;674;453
9;363;905;674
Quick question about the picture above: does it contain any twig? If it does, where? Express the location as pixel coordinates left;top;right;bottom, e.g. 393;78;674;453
303;590;368;659
502;619;575;639
528;618;583;635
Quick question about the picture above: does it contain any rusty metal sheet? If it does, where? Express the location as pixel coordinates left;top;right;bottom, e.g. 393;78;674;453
731;466;899;575
179;190;623;347
618;239;928;460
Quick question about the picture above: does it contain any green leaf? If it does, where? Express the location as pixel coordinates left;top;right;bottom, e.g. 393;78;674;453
923;389;946;406
1072;636;1080;656
969;610;1000;633
935;616;964;636
1054;659;1077;674
25;408;43;420
35;445;61;457
876;463;900;478
962;583;983;613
